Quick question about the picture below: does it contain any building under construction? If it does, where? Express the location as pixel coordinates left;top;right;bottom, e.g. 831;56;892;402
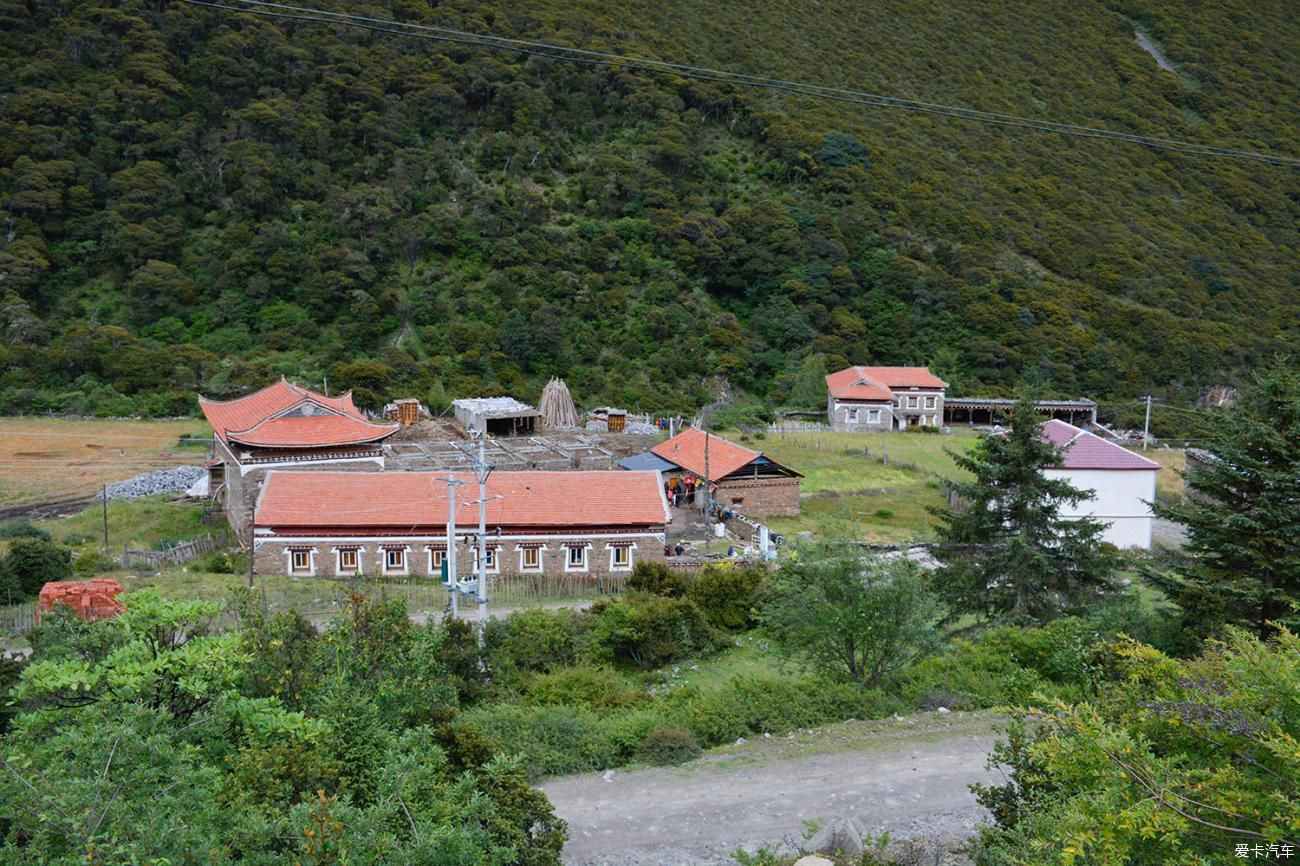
452;397;542;436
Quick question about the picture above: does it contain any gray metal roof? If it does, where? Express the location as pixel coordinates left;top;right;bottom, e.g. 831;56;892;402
617;452;678;473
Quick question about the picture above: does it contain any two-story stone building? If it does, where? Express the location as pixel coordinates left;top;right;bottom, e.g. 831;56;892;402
825;366;948;431
252;469;670;578
200;379;400;532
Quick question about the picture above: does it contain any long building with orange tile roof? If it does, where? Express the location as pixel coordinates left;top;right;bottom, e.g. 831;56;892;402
252;469;670;580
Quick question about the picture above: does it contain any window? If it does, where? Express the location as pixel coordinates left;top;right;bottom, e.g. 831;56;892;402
867;409;881;423
427;546;447;574
565;545;588;572
384;547;407;574
908;396;919;409
290;549;312;574
608;544;633;571
846;407;859;422
518;545;543;572
336;548;359;575
473;545;500;574
924;395;937;409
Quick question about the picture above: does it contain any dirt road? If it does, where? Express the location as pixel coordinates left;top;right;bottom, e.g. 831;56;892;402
541;710;1003;866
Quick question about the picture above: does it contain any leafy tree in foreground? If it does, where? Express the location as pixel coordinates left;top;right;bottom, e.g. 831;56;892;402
931;397;1119;627
974;629;1300;866
1152;360;1300;642
763;542;940;687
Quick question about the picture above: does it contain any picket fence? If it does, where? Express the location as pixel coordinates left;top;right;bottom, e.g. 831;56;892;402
122;532;227;571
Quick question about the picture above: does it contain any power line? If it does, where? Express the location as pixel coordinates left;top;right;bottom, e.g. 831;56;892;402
173;0;1300;167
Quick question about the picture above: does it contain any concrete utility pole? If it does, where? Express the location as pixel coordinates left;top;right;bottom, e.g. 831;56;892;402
442;476;466;619
247;515;255;588
1142;395;1154;450
101;485;109;552
473;436;494;629
703;427;712;553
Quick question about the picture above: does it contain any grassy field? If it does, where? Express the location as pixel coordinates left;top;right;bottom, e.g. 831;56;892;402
0;418;211;507
729;429;981;543
1144;447;1186;506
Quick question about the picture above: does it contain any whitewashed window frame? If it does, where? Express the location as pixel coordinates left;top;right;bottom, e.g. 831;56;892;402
288;548;315;576
564;544;590;573
472;545;501;575
382;546;409;576
845;407;859;422
517;544;546;573
924;395;937;410
334;547;361;576
607;543;634;572
867;408;881;424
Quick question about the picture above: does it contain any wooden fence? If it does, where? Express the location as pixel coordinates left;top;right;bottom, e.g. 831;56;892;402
0;600;38;636
122;532;227;571
767;420;832;433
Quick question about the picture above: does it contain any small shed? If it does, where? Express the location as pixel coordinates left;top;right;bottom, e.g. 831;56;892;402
453;397;542;437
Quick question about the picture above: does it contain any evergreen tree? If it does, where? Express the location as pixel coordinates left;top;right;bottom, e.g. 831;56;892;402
931;397;1119;626
1152;361;1300;642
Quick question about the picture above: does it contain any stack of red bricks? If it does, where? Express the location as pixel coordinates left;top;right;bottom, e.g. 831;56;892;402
37;579;126;622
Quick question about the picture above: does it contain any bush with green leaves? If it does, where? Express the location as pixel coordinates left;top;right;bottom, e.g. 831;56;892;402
686;563;766;631
2;589;568;865
486;607;586;676
763;542;941;687
586;594;726;669
975;629;1300;865
1;537;72;599
626;560;690;597
0;519;50;541
636;726;702;766
523;664;647;710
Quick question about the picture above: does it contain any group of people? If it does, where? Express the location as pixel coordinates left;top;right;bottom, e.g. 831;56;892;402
665;474;702;508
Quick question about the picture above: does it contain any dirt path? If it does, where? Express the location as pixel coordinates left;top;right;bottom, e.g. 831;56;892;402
541;711;1003;866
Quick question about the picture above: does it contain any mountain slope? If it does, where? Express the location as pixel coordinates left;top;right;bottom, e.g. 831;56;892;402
0;0;1295;415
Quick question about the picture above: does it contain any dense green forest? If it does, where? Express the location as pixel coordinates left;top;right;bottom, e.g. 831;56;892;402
0;0;1295;416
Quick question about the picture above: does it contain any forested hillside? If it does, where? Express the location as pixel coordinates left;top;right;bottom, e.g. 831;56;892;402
0;0;1295;416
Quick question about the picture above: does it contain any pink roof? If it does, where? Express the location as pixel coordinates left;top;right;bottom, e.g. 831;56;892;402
1042;420;1160;471
826;366;947;400
256;470;670;529
200;380;398;449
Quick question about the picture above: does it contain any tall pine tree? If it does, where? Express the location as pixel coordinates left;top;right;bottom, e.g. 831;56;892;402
1152;361;1300;641
931;397;1118;626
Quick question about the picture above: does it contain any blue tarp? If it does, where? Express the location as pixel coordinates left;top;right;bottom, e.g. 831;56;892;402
617;452;678;472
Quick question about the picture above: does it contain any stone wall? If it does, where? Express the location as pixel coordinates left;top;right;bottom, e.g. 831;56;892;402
826;397;891;432
716;477;801;517
254;533;666;578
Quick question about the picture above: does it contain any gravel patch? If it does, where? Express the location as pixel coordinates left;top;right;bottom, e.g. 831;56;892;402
102;466;205;500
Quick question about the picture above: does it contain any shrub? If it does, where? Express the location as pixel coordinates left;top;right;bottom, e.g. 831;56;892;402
487;608;585;675
196;551;237;574
899;639;1056;708
626;561;689;597
586;595;724;669
763;544;941;687
1;538;72;599
678;672;900;745
71;551;117;575
0;519;50;541
686;563;766;631
873;509;894;520
524;665;646;710
636;727;701;766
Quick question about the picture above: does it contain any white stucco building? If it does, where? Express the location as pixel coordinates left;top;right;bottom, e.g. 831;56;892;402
1040;419;1160;549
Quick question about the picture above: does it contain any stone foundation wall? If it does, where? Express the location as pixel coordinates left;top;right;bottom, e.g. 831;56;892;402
716;477;801;517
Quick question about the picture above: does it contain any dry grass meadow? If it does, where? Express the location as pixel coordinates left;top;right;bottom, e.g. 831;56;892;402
0;417;211;508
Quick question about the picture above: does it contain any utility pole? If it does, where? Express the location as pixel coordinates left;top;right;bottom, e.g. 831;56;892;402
246;514;255;588
101;485;109;552
703;426;712;553
1142;395;1154;450
473;437;494;630
443;476;466;619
